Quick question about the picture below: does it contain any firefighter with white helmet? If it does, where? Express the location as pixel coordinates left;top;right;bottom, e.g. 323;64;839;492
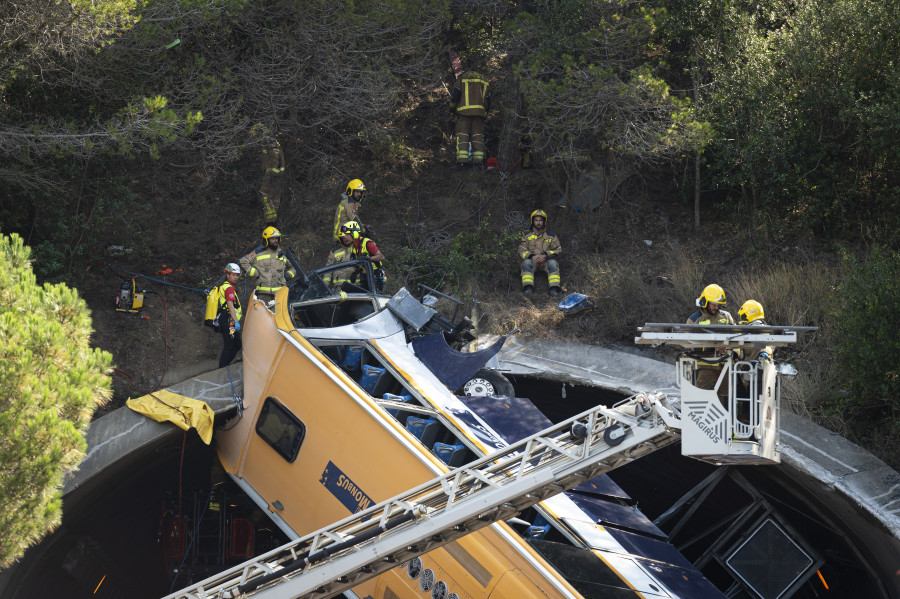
239;226;296;303
518;209;562;296
217;263;243;367
333;179;369;241
687;284;736;400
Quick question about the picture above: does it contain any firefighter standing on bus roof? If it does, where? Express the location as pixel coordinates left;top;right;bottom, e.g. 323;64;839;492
218;263;243;368
239;226;296;303
518;210;562;297
450;70;490;168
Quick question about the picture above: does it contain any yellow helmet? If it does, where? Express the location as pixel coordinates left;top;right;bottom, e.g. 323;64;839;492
340;221;362;239
530;209;548;227
345;179;366;199
697;283;727;308
262;226;282;243
738;299;765;324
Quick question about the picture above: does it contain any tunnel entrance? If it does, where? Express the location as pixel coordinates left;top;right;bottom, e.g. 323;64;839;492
3;432;289;599
508;375;888;599
3;374;889;599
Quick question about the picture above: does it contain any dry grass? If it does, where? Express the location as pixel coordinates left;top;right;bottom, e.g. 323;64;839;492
476;236;846;420
728;262;836;329
473;232;840;350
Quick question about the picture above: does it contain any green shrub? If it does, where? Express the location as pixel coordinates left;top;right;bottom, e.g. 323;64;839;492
393;217;520;297
836;248;900;412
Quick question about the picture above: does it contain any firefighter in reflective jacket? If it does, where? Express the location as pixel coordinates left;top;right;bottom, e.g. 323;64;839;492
322;229;355;290
687;284;736;403
518;210;562;296
259;139;285;226
737;299;774;363
333;179;368;241
450;71;490;167
735;299;772;422
239;226;296;302
343;222;386;292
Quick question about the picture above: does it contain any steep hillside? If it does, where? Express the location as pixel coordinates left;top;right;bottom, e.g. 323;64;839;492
80;106;726;412
72;86;900;473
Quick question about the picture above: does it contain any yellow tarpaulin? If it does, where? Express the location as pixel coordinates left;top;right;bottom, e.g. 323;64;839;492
126;390;215;445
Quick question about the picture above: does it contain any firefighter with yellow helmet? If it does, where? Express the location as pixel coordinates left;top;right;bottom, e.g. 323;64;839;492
686;284;736;401
342;221;386;293
322;224;357;290
239;226;296;303
738;299;773;363
518;209;562;296
333;179;369;241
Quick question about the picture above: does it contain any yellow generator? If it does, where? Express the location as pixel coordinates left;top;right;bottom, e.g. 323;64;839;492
114;278;144;313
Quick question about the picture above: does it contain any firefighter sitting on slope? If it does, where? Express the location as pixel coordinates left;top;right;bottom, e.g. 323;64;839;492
239;226;296;304
518;209;562;297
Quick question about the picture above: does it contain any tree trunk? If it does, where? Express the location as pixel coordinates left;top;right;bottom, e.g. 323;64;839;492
498;75;523;172
694;150;701;229
692;51;701;229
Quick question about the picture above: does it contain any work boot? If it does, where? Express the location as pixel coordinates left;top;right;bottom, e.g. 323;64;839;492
523;285;534;294
549;286;561;298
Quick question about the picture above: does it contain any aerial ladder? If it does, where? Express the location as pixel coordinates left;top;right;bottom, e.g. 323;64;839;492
165;325;811;599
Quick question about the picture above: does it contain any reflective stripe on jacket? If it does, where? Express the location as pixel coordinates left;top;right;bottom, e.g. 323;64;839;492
261;143;284;174
239;248;295;293
517;229;561;260
450;72;489;117
333;195;361;240
323;247;354;286
351;237;382;271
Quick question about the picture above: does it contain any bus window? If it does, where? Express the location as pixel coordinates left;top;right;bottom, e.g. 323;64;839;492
255;398;306;463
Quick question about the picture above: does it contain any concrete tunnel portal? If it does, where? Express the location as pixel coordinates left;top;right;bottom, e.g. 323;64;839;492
1;338;899;598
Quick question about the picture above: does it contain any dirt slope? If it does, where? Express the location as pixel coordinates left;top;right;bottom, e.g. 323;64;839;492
77;97;702;414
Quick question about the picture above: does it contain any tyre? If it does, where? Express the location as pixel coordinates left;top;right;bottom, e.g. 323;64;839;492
458;369;514;397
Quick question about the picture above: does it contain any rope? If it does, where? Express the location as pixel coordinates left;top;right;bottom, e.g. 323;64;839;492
219;364;245;431
169;487;215;593
112;290;181;422
94;260;209;294
421;230;451;251
505;210;529;231
92;243;264;295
